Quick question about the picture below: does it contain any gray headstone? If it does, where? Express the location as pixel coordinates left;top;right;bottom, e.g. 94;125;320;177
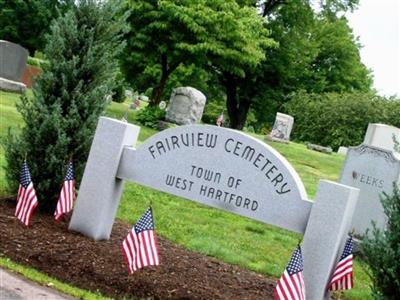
266;112;294;143
0;40;28;82
165;87;206;125
306;143;333;154
340;144;400;236
364;123;400;155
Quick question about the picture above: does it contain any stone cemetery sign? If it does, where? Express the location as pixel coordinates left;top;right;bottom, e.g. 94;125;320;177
0;40;28;93
266;112;294;143
364;123;400;155
70;117;360;299
165;87;206;125
340;144;400;236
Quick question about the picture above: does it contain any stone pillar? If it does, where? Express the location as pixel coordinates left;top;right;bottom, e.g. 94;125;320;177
302;180;359;300
69;117;140;240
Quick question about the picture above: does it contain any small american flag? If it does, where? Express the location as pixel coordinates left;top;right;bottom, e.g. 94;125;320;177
54;161;75;221
216;111;224;127
15;161;38;226
328;236;353;291
274;245;306;300
121;207;159;273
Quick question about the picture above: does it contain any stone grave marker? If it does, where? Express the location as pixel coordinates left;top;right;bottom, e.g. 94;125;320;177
70;117;360;299
364;123;400;155
165;87;206;125
0;40;28;93
337;146;348;156
307;143;333;154
340;144;400;236
266;112;294;143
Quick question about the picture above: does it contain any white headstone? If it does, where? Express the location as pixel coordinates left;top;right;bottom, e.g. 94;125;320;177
364;123;400;155
165;87;206;125
340;144;400;236
266;112;294;143
337;146;348;156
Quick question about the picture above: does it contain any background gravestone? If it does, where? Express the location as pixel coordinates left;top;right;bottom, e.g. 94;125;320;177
265;112;294;143
165;87;206;125
337;146;348;156
340;144;400;236
363;123;400;156
0;40;28;93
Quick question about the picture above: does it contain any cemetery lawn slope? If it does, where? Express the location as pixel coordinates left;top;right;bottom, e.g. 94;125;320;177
0;90;371;299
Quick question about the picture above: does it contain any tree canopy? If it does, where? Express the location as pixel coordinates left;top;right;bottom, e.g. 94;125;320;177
0;0;73;54
123;0;275;106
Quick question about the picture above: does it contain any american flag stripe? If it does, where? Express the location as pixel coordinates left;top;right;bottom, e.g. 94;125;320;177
328;237;353;291
16;183;34;218
121;207;159;274
274;246;305;300
54;161;75;220
15;161;39;226
15;184;38;226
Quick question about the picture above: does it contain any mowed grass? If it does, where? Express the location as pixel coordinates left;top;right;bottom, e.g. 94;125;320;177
0;90;372;299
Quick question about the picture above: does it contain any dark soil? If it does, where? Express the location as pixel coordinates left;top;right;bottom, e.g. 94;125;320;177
0;197;276;299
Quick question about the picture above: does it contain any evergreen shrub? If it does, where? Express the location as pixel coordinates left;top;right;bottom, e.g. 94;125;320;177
135;106;166;129
361;184;400;299
3;0;127;211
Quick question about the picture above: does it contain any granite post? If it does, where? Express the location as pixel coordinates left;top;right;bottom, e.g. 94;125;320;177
69;117;140;240
302;180;359;300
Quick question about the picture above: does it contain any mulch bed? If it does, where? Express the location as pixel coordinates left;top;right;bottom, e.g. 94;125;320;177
0;197;276;299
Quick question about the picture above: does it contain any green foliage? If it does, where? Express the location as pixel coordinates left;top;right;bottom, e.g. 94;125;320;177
250;1;372;127
26;56;49;68
111;71;126;103
135;106;166;129
0;0;73;54
361;184;400;299
285;91;400;150
3;0;127;211
123;0;274;105
202;99;227;125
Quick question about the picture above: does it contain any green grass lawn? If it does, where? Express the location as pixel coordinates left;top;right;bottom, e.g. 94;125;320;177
0;90;372;299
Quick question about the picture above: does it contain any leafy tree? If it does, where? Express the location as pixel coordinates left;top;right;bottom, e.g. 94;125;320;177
123;0;274;107
3;0;127;212
0;0;73;55
231;0;372;129
362;184;400;299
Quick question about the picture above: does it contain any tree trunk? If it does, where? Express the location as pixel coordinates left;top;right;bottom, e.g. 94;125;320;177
150;54;169;106
151;72;168;107
224;72;251;130
150;54;180;107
